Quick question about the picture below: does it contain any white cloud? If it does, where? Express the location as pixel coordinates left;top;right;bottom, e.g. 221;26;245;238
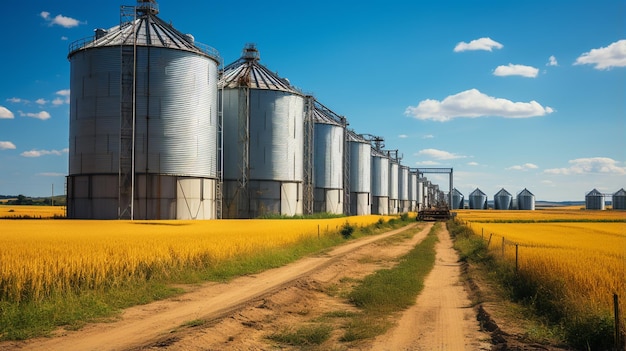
422;134;434;139
35;98;48;105
506;163;539;171
61;36;68;41
41;11;81;28
20;148;69;158
544;157;626;175
547;55;558;66
574;40;626;70
467;162;479;166
417;148;466;160
0;141;16;150
493;64;539;78
56;89;70;97
0;106;14;119
398;134;408;139
405;89;554;122
6;97;24;104
416;160;441;166
454;37;503;52
18;110;51;120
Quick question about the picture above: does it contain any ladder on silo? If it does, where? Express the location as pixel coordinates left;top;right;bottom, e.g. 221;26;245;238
118;6;137;220
302;96;314;215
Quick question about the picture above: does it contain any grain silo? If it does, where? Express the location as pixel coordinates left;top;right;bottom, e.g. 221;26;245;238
613;188;626;210
417;177;426;210
408;170;418;211
312;100;347;214
398;165;410;212
371;149;390;215
67;0;220;219
220;44;305;218
451;188;464;210
348;131;372;215
388;153;399;214
517;188;535;210
469;188;487;209
585;189;605;210
494;188;512;210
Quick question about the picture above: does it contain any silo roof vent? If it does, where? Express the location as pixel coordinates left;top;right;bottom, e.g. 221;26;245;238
242;43;260;61
136;0;159;15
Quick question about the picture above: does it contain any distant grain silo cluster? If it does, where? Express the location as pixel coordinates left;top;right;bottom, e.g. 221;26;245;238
65;0;445;219
585;188;626;210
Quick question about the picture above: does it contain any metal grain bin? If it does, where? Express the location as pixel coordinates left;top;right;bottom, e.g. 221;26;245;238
585;189;605;210
451;188;464;210
388;159;399;214
517;188;535;210
398;165;409;212
417;178;426;210
494;188;512;210
312;101;346;214
613;188;626;210
408;171;418;211
469;188;487;209
371;149;390;214
220;44;305;218
348;131;371;215
67;2;220;219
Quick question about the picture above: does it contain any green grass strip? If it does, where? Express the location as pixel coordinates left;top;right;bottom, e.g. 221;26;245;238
343;223;439;341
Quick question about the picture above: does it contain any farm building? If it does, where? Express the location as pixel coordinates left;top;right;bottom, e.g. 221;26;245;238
612;188;626;210
469;188;487;209
220;44;305;218
517;188;535;210
494;188;513;210
66;0;220;219
585;189;605;210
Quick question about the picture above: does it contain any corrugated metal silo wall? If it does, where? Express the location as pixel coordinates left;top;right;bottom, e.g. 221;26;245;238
585;196;605;210
408;172;417;211
388;161;399;214
517;195;535;210
221;88;304;217
494;195;512;210
313;123;343;189
451;194;463;209
417;179;425;210
371;155;389;214
612;195;626;209
469;195;487;209
68;45;218;219
398;166;409;212
349;141;371;215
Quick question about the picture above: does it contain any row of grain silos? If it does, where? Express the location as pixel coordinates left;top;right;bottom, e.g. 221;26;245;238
585;188;626;210
65;1;443;219
455;188;536;210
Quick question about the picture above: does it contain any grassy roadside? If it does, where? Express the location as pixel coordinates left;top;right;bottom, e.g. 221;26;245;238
0;216;413;341
268;222;440;347
448;219;619;350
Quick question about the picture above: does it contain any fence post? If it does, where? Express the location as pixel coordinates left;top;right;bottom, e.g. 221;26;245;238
501;237;505;257
482;228;484;239
318;225;320;239
515;244;519;273
615;293;621;350
487;233;493;247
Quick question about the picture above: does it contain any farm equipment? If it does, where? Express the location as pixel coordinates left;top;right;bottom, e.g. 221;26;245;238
417;206;451;221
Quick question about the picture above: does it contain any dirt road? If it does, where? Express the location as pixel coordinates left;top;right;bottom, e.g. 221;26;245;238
3;222;491;351
369;224;491;350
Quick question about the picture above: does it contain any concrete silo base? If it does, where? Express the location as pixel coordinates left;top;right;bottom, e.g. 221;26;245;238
223;180;303;218
372;196;389;215
67;174;216;220
314;188;344;215
388;199;399;214
399;200;410;213
350;192;371;216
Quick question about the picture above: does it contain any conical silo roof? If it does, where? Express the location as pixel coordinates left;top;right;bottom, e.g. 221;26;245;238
470;188;486;196
68;2;219;61
313;100;346;126
613;188;626;196
220;44;302;94
517;188;534;197
586;188;603;196
495;188;512;197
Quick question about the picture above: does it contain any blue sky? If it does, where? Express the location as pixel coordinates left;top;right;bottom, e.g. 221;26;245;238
0;0;624;201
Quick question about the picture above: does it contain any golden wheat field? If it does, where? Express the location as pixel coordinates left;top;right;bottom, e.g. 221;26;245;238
455;209;626;327
0;215;392;303
0;205;65;218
